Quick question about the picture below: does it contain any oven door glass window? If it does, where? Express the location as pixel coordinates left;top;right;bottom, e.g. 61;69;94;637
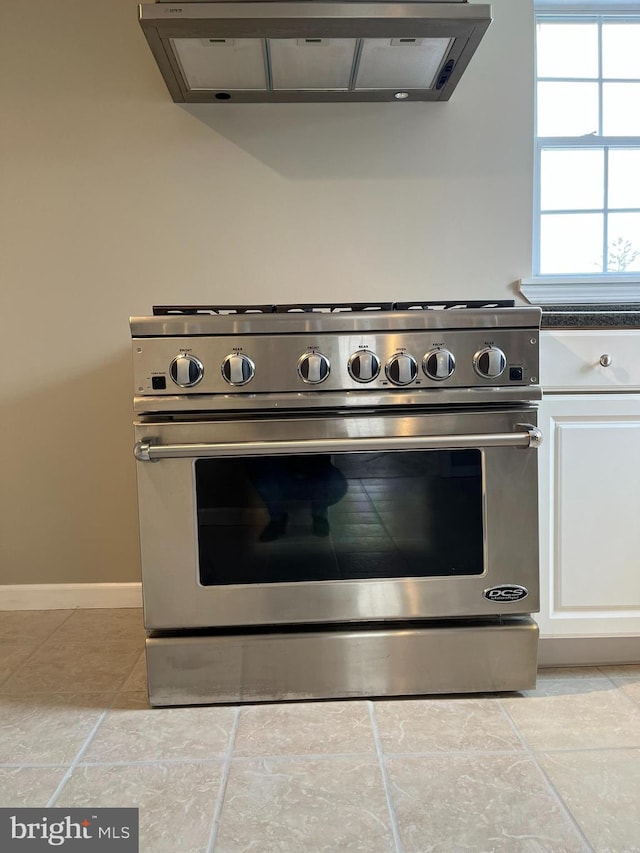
195;451;484;585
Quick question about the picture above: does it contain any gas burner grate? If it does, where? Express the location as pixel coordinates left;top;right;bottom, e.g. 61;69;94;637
274;303;395;313
396;300;515;310
152;300;516;316
153;305;275;315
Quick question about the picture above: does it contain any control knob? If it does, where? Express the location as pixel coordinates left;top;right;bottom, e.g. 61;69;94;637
348;350;381;383
423;348;455;381
298;352;330;384
385;353;418;386
169;354;204;388
473;346;507;379
221;353;255;386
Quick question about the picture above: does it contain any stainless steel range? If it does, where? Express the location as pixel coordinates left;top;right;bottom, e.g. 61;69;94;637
130;300;542;706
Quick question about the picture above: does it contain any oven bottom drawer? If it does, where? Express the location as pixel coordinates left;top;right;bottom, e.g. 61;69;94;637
145;618;538;706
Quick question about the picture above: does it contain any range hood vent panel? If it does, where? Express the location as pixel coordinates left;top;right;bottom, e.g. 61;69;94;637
270;38;357;90
356;37;451;90
171;38;268;89
139;1;492;103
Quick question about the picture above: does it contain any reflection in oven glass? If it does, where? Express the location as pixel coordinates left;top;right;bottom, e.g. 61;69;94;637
195;450;484;585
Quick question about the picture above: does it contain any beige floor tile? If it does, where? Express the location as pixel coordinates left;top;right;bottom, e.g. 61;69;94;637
0;610;72;641
81;692;236;763
618;680;640;706
387;754;588;853
0;693;113;764
1;640;142;693
524;677;615;697
373;697;524;754
120;652;148;692
502;677;640;750
0;642;38;683
0;767;68;807
600;663;640;684
599;663;640;677
52;609;146;644
215;757;394;852
57;762;222;853
115;691;152;709
537;666;602;680
539;748;640;853
234;701;376;757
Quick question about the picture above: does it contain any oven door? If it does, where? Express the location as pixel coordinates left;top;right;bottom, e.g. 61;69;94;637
134;407;540;630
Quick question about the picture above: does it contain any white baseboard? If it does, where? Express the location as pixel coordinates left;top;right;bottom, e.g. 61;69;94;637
538;635;640;667
0;583;143;611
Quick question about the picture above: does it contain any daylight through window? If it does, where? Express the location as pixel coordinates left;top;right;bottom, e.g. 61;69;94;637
535;5;640;276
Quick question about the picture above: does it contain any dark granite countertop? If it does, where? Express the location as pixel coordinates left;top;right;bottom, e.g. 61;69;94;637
540;304;640;329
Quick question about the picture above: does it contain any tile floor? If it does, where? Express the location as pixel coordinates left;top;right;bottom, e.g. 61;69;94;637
1;608;639;852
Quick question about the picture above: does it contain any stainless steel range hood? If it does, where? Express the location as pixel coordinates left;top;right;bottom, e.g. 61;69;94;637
139;1;491;103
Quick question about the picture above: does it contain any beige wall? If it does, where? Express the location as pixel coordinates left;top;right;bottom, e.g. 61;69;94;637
0;0;534;585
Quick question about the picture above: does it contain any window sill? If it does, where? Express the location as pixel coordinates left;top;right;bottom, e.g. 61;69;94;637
519;277;640;306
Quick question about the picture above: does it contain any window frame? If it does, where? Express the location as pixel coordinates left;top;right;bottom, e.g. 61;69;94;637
523;2;640;304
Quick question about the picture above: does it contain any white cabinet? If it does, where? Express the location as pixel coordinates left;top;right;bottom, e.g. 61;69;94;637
541;329;640;391
537;330;640;650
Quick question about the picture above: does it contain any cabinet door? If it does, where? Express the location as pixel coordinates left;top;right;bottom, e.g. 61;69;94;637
537;394;640;637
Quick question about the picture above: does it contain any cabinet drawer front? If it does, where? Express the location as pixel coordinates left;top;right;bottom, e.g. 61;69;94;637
541;330;640;391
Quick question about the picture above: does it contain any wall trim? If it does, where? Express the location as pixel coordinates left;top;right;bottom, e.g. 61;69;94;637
519;278;640;305
0;583;143;611
538;635;640;667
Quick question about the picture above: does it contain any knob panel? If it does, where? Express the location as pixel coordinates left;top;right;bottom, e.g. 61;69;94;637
221;353;255;386
473;347;507;379
423;349;455;381
348;350;381;383
169;354;204;388
298;352;330;384
385;353;418;386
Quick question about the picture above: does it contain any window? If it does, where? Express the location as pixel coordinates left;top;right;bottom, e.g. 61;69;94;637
534;2;640;279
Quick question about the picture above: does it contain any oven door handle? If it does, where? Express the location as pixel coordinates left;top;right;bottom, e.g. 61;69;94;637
134;424;542;461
